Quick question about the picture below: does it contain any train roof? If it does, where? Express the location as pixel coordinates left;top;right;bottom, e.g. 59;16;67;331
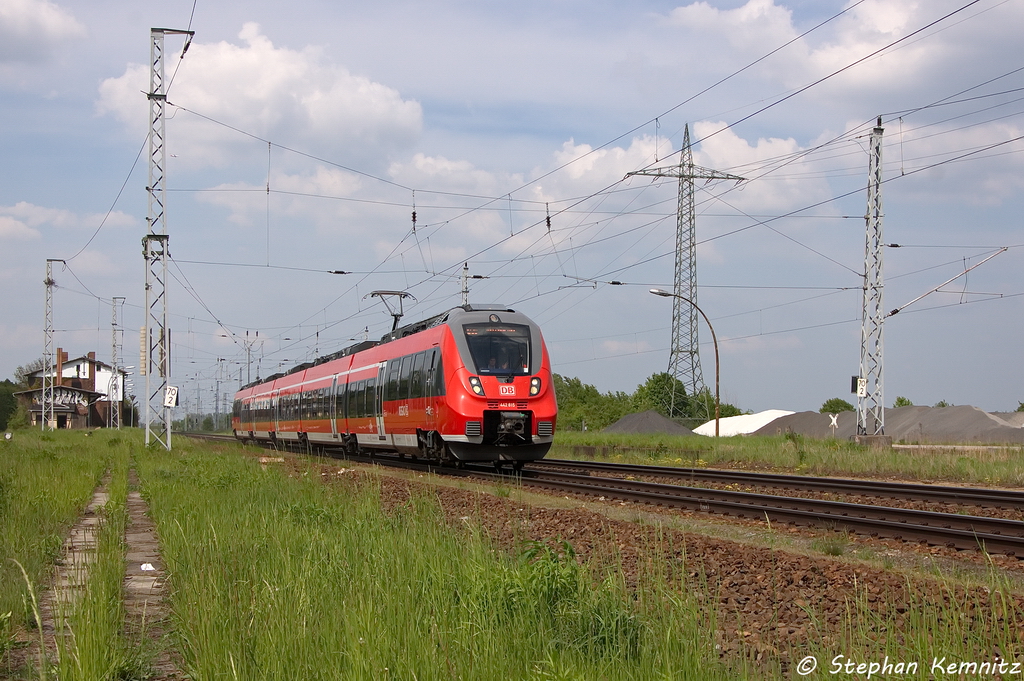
237;304;518;392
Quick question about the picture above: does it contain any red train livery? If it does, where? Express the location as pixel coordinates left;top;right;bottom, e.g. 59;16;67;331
232;305;557;465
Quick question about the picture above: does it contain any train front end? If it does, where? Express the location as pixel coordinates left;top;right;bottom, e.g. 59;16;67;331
440;306;557;463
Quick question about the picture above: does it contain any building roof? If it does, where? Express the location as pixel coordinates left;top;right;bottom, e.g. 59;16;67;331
27;356;125;378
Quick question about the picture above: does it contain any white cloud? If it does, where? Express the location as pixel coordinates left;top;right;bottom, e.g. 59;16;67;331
691;122;834;213
0;0;84;63
97;23;422;168
0;215;39;240
666;0;798;54
197;166;365;228
0;201;137;230
64;250;124;278
659;0;946;103
893;120;1024;205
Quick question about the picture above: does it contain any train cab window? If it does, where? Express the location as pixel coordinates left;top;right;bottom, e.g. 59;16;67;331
463;323;531;375
410;352;425;399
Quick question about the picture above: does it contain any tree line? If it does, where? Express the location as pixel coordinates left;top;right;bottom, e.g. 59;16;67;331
553;372;744;432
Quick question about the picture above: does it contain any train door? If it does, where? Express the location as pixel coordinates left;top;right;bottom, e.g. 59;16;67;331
273;390;280;432
330;376;338;437
425;346;439;431
375;362;387;441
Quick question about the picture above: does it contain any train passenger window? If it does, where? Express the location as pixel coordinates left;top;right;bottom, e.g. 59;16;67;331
398;355;413;400
410;352;425;399
341;382;349;419
384;361;401;402
366;377;377;416
354;380;364;418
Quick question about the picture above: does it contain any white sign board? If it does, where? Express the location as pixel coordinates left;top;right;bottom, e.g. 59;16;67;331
856;378;868;398
163;386;179;408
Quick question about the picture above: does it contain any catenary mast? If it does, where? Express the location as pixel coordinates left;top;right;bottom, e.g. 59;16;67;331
143;28;192;449
857;118;885;436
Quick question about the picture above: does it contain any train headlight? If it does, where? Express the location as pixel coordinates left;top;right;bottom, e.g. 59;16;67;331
530;377;542;396
468;376;485;396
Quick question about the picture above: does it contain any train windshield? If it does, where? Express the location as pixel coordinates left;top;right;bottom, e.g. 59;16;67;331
463;323;531;375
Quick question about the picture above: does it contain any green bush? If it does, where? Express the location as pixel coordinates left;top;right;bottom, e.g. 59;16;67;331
820;397;855;414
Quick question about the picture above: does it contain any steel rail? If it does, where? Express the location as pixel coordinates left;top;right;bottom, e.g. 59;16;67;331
531;458;1024;509
511;469;1024;556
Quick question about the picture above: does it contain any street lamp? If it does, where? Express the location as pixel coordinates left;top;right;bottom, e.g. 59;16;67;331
649;288;720;438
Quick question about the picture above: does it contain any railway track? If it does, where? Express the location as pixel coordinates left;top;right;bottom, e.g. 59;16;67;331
179;433;1024;557
531;458;1024;509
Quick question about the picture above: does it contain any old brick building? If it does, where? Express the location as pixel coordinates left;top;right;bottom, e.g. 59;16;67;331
16;349;129;429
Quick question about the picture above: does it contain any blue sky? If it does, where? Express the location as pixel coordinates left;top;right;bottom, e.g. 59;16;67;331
2;0;1022;417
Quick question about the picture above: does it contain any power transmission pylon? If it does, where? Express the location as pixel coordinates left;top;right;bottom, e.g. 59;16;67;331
143;27;192;449
42;259;64;431
857;117;885;436
627;125;743;422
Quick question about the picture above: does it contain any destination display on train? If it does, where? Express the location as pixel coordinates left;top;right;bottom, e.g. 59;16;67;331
464;326;528;336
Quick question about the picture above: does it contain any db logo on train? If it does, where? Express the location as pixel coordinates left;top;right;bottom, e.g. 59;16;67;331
499;385;516;396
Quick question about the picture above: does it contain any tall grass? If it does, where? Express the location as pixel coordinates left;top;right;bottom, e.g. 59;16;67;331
552;431;1024;486
54;441;137;681
0;431;111;663
791;569;1024;680
137;442;740;680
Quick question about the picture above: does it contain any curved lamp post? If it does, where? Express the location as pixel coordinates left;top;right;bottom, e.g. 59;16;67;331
649;288;720;438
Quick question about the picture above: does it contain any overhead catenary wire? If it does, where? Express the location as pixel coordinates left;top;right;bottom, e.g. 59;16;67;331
59;2;1024;386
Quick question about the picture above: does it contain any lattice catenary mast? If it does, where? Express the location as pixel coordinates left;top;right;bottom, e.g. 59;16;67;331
857;117;885;436
42;259;64;431
108;296;125;430
627;125;743;422
143;28;192;450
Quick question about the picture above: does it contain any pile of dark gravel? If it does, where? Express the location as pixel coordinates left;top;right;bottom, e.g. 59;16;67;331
752;405;1024;444
602;410;695;436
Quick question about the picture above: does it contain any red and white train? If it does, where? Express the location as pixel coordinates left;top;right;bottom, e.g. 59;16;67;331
232;305;557;466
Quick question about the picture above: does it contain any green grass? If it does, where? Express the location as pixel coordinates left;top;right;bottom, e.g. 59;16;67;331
5;432;1022;679
137;441;742;680
54;442;144;681
0;430;156;679
0;430;111;663
551;431;1024;486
